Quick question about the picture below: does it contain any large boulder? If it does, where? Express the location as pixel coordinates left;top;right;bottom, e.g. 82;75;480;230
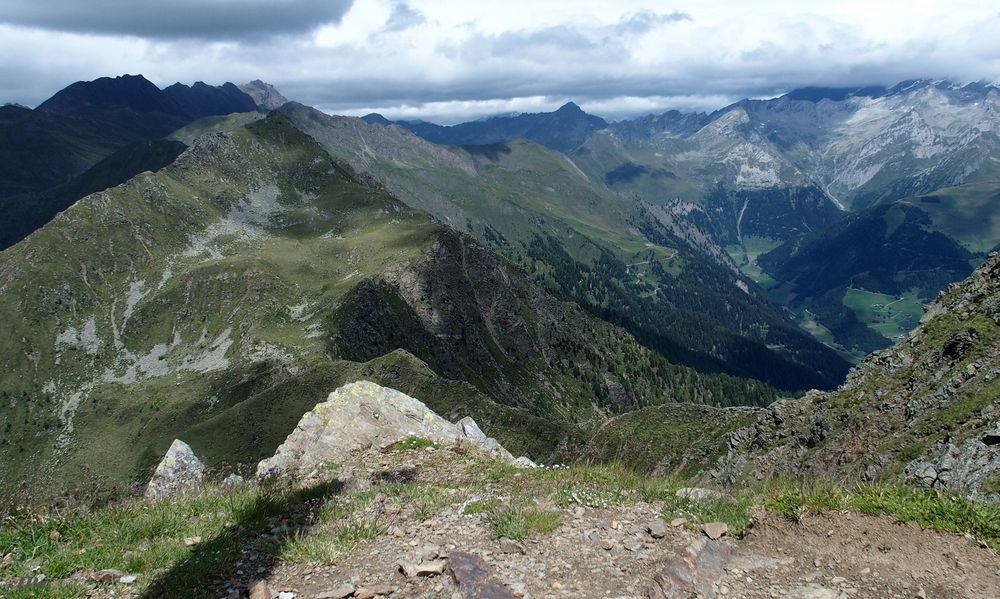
256;381;524;478
146;439;205;498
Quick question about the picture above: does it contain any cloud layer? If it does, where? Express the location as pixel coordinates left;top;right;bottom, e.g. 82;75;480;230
0;0;354;40
2;0;998;122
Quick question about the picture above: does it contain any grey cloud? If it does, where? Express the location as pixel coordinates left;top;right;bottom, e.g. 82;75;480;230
0;0;354;40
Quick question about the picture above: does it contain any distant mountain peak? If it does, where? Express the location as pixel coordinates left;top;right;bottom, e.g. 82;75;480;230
238;80;289;111
361;113;393;126
556;101;584;114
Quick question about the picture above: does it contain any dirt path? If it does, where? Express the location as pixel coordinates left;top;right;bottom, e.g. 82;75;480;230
243;449;1000;599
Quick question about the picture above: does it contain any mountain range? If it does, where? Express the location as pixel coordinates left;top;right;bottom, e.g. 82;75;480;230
1;74;998;501
390;80;999;357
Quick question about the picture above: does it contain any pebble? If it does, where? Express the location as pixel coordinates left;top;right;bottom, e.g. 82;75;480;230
702;522;729;540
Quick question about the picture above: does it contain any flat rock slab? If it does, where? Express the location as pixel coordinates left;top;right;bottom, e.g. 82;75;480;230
448;551;517;599
648;538;735;599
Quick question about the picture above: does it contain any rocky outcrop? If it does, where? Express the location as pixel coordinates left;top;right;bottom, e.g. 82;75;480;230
145;439;205;498
714;253;1000;499
905;422;1000;500
256;381;529;478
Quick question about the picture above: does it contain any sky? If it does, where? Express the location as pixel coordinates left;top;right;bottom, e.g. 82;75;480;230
1;0;998;123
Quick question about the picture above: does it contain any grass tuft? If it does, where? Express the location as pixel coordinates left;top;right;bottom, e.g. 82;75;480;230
489;507;562;540
388;436;440;451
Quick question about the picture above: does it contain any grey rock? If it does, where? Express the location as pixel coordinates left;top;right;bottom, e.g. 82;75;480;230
499;537;527;554
145;439;205;498
648;538;735;599
647;519;669;538
447;551;518;599
512;456;537;468
222;473;246;487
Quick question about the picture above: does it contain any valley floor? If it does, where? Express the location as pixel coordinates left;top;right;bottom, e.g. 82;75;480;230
2;445;999;599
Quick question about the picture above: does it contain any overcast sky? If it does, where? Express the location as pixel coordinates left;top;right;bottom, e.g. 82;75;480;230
1;0;998;122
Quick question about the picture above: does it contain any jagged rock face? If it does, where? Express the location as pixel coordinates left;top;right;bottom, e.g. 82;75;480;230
145;439;205;498
256;381;517;477
714;253;1000;499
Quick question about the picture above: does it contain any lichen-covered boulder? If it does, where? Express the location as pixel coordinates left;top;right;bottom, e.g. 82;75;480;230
145;439;205;498
256;381;464;478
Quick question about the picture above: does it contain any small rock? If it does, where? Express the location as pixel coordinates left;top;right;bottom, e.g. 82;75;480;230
367;584;395;596
354;589;375;599
183;536;202;546
647;519;668;538
702;522;728;540
222;473;246;486
90;569;126;583
600;538;615;551
420;544;442;561
624;538;644;552
500;538;527;555
48;531;61;542
670;518;687;527
278;593;295;599
398;558;448;577
249;581;272;599
316;584;355;599
120;575;137;584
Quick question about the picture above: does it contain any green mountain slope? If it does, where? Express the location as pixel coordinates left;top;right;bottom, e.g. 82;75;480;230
0;113;772;500
279;103;850;391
